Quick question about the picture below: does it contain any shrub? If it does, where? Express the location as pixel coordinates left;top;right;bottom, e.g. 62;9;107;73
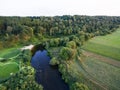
0;66;43;90
66;41;76;49
59;47;73;60
70;82;89;90
49;57;59;65
59;47;76;60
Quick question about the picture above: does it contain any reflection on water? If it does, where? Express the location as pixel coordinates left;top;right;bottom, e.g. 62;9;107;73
31;50;69;90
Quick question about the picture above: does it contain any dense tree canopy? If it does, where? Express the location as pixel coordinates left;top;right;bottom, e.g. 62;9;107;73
0;15;120;48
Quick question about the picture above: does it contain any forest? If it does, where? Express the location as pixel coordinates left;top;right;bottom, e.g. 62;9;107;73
0;15;120;90
0;15;120;48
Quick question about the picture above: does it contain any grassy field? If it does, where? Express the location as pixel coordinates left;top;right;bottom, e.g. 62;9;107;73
0;47;21;58
0;47;22;82
82;28;120;61
83;56;120;90
0;62;19;81
66;54;120;90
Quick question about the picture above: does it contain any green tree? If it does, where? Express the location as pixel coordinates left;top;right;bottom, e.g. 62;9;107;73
59;47;75;60
66;41;76;49
70;82;89;90
0;66;43;90
49;57;59;65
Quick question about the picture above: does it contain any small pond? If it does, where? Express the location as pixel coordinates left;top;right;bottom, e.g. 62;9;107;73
31;50;69;90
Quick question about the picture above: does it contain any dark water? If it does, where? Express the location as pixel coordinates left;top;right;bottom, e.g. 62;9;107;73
31;50;69;90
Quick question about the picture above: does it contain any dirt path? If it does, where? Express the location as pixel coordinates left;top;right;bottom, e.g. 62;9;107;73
83;50;120;67
21;44;34;51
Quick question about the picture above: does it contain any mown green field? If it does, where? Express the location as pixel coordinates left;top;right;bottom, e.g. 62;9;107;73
66;52;120;90
0;62;19;81
83;56;120;90
82;28;120;61
0;47;21;82
0;47;21;58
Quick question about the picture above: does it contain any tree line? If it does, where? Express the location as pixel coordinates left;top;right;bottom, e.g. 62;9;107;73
0;15;120;48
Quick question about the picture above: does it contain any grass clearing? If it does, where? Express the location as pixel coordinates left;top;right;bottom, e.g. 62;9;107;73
0;46;23;82
82;28;120;61
0;62;19;81
0;47;21;58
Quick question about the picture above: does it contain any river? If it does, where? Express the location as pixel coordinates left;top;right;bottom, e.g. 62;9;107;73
31;50;69;90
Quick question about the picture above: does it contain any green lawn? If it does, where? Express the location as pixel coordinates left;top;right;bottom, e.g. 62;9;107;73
82;28;120;61
0;47;21;58
0;47;22;82
0;62;19;81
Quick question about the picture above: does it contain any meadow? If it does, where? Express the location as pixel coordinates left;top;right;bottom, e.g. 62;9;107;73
65;52;120;90
82;28;120;61
83;56;120;90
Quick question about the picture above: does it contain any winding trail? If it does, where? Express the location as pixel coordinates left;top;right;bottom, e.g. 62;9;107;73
83;50;120;67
